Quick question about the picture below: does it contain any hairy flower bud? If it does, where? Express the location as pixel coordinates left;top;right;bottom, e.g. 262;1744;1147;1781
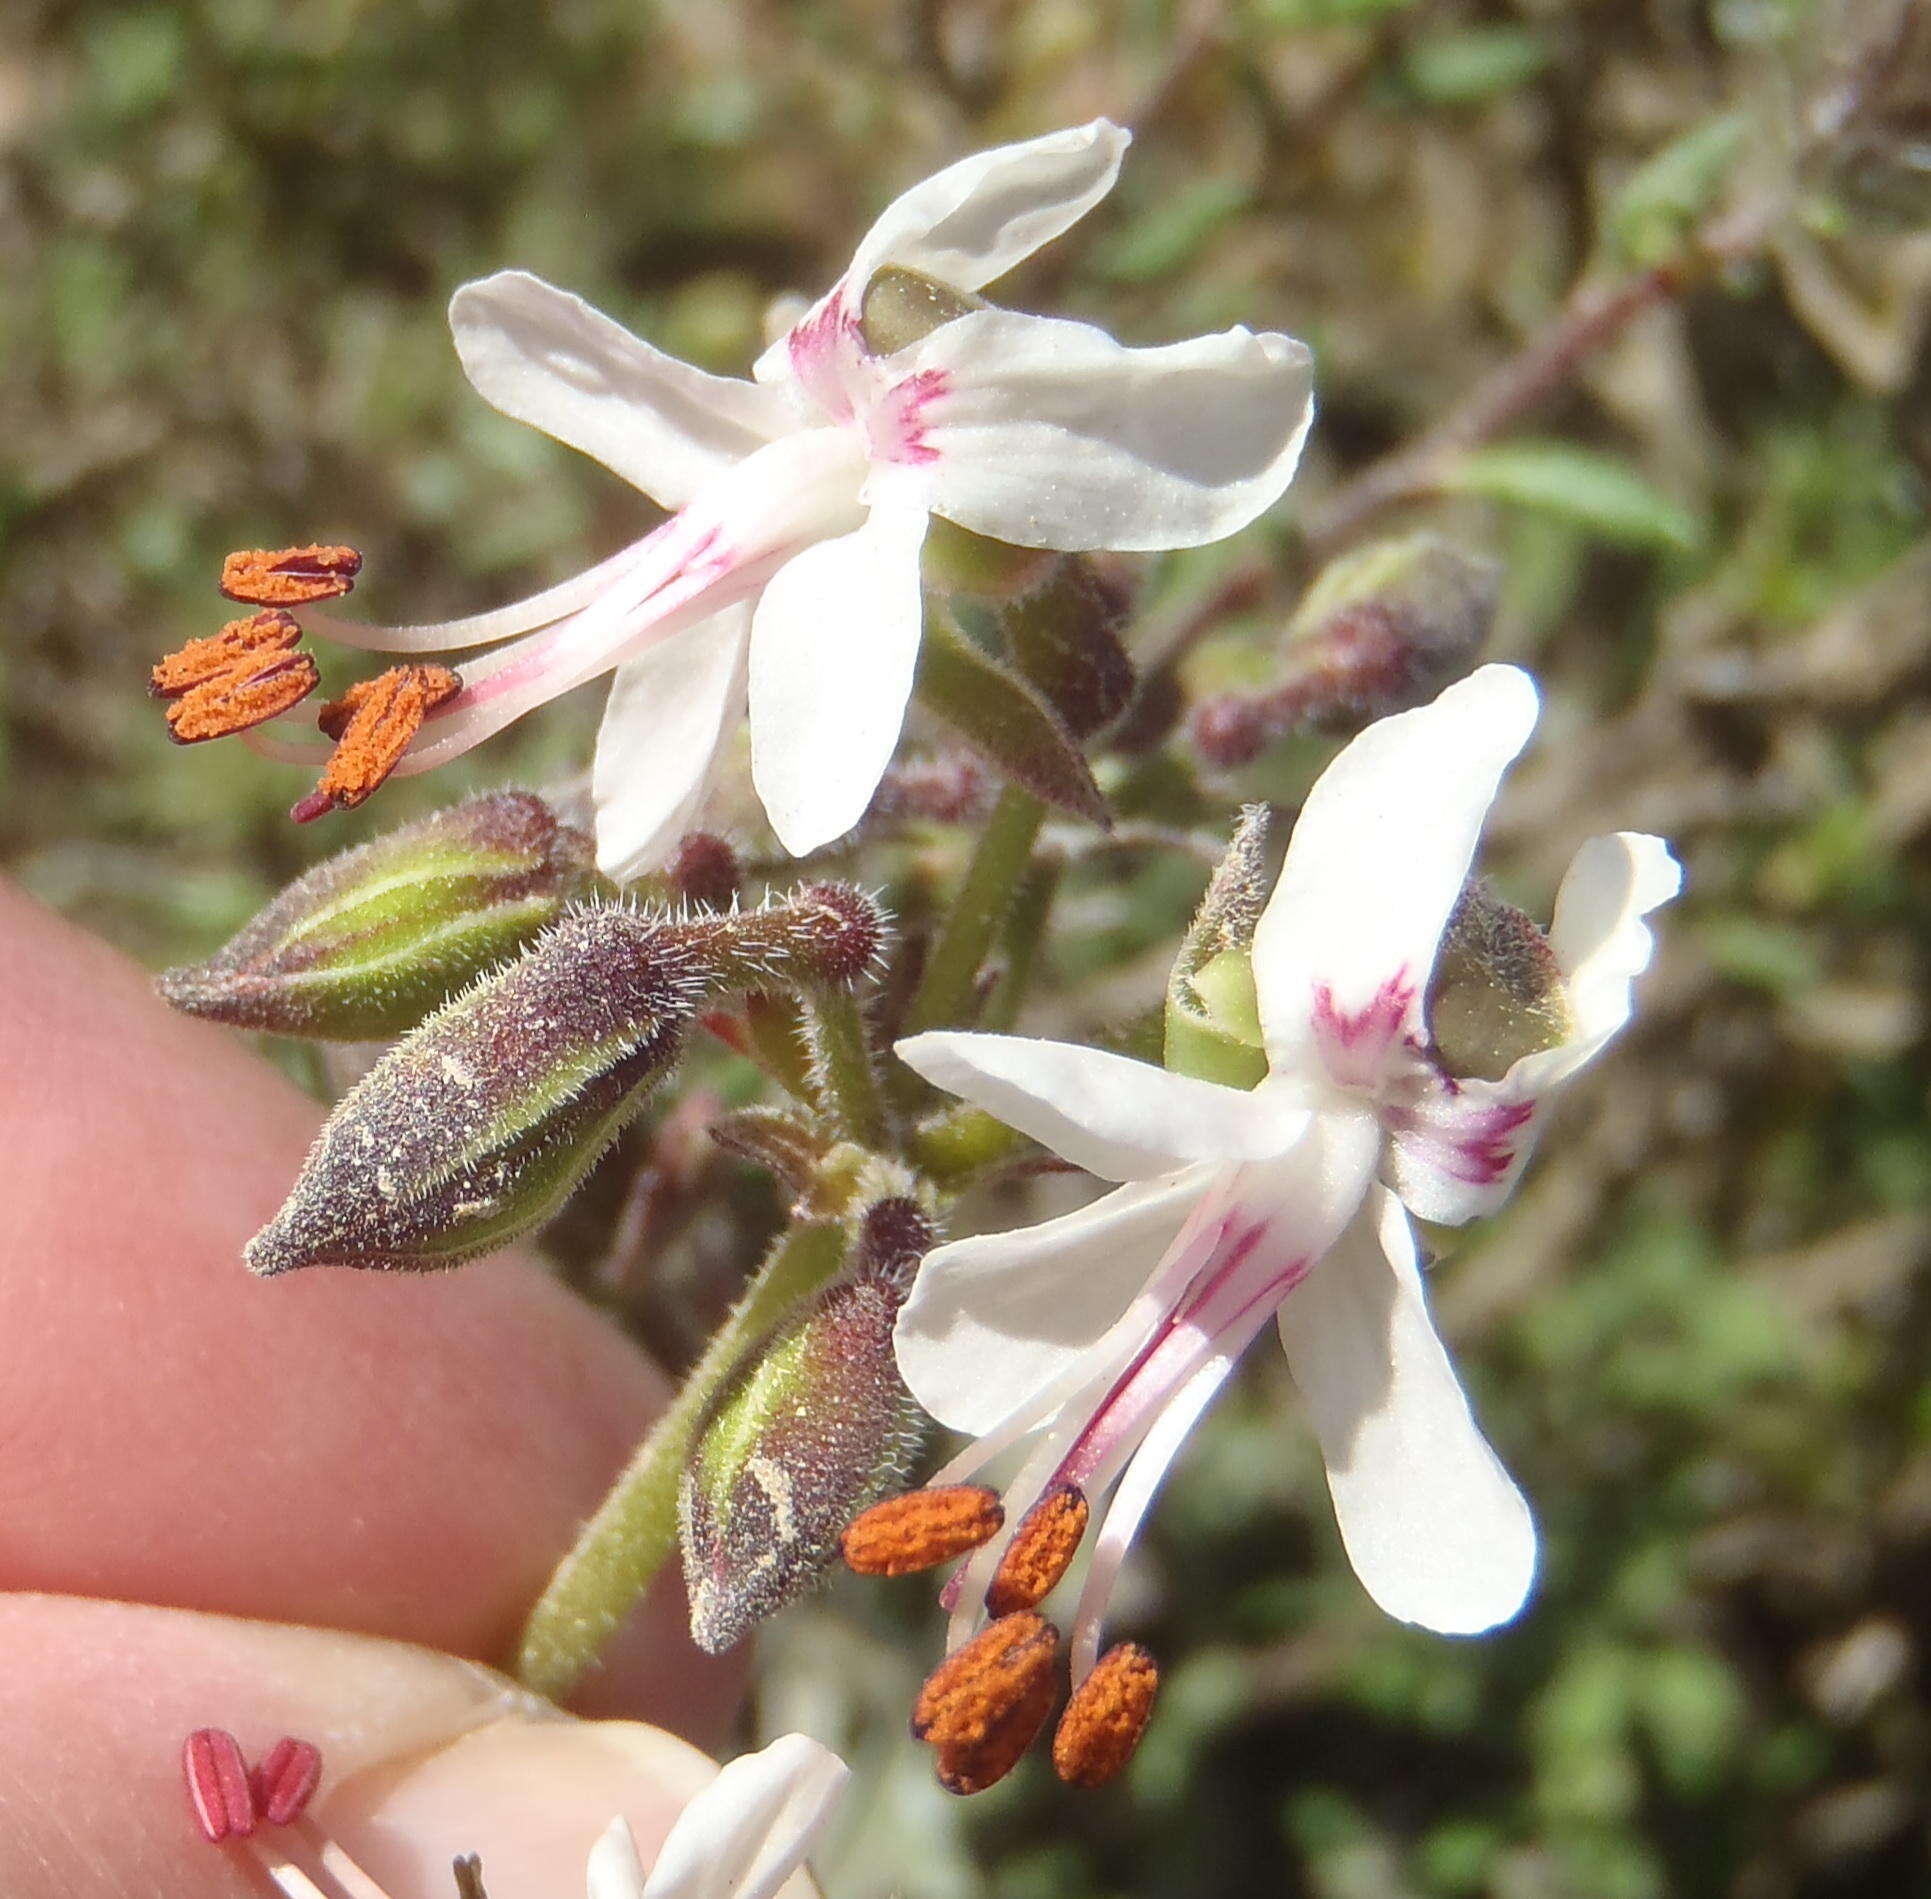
1165;806;1271;1088
1191;536;1497;769
157;792;597;1040
248;884;888;1274
1427;880;1574;1081
679;1202;933;1653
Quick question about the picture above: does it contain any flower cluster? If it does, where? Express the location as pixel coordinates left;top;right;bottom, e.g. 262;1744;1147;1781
152;120;1681;1823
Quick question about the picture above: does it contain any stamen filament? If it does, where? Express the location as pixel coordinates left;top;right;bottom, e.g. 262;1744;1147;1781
1068;1350;1243;1684
242;1840;336;1899
303;536;665;653
304;1825;402;1899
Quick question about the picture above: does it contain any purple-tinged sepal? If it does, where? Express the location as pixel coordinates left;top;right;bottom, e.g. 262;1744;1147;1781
679;1196;935;1653
157;791;597;1041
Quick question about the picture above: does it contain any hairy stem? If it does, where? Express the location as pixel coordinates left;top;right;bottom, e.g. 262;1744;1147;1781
904;785;1045;1035
513;1219;848;1699
805;987;890;1149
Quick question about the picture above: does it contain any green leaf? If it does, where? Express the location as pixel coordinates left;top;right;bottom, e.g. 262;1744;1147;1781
1605;111;1752;267
1092;178;1250;285
1399;26;1548;106
1443;442;1702;551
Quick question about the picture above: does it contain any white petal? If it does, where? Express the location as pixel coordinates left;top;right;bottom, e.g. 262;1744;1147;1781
1253;666;1540;1077
452;271;793;509
641;1734;848;1899
751;121;1131;384
748;496;929;855
1383;1079;1543;1226
592;607;751;884
1277;1187;1536;1634
895;1032;1305;1181
850;119;1131;293
588;1818;648;1899
895;1172;1208;1435
403;428;864;776
1546;831;1682;1058
1385;831;1679;1225
899;310;1314;551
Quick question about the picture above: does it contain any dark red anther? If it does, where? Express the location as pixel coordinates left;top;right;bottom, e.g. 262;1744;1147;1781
252;1736;324;1826
183;1727;257;1841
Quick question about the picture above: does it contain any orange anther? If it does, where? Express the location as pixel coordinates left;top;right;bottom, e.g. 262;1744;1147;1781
221;544;363;607
294;664;460;821
152;610;319;743
913;1611;1061;1795
1052;1642;1159;1789
841;1485;1005;1577
986;1483;1088;1615
151;608;304;696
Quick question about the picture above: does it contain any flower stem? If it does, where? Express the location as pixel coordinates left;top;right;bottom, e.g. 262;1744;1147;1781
904;786;1045;1035
804;988;890;1149
513;1218;849;1699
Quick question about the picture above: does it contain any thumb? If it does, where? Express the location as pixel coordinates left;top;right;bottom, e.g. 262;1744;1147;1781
1;1594;747;1899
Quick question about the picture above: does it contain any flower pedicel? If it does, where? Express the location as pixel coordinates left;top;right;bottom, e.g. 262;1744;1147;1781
151;121;1313;870
846;664;1680;1790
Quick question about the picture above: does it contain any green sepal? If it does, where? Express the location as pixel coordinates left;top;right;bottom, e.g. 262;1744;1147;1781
915;607;1111;826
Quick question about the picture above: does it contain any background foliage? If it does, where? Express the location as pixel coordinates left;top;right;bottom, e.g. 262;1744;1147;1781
5;0;1930;1893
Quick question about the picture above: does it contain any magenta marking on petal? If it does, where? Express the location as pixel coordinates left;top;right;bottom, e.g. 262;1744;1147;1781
1310;969;1418;1088
871;366;950;466
788;292;863;424
1392;1093;1538;1186
1053;1214;1303;1496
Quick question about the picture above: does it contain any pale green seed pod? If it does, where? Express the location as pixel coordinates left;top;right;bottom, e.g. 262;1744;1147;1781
157;791;597;1040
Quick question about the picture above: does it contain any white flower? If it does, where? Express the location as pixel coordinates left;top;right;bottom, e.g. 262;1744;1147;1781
586;1732;847;1899
302;120;1315;872
892;664;1680;1675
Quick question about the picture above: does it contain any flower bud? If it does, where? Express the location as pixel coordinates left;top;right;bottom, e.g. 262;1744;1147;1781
1191;535;1497;769
916;610;1110;826
1427;880;1574;1082
248;883;888;1274
158;792;596;1041
1165;806;1271;1088
679;1199;934;1654
246;906;703;1275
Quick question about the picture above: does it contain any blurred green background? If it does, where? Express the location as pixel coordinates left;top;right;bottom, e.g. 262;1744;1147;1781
5;0;1931;1893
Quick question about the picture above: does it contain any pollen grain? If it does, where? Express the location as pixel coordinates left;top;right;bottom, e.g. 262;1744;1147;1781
153;609;320;743
296;663;460;821
913;1611;1062;1795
